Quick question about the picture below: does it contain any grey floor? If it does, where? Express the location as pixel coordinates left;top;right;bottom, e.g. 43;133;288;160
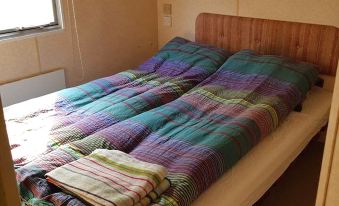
254;140;324;206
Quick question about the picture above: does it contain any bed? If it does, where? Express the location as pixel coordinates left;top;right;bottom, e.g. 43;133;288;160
6;14;339;206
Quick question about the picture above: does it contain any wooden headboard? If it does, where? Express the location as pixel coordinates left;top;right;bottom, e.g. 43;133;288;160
196;13;339;76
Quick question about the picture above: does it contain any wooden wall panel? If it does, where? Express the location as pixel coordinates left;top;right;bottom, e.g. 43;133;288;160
196;13;339;76
0;0;158;87
316;64;339;206
0;98;20;206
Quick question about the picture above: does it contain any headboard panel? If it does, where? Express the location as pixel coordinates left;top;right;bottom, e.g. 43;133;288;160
196;13;339;76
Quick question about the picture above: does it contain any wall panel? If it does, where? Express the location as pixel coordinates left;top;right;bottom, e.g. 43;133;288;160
0;0;158;87
239;0;339;28
158;0;237;47
0;39;40;82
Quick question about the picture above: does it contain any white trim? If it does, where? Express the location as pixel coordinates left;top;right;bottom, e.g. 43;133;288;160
0;69;66;107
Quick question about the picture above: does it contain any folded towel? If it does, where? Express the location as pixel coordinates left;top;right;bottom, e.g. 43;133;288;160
46;149;170;206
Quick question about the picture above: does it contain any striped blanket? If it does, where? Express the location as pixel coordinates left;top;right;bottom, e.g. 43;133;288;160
7;37;229;167
46;149;170;206
15;49;318;206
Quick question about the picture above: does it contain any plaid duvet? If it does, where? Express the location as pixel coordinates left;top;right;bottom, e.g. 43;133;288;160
14;47;318;206
7;37;228;167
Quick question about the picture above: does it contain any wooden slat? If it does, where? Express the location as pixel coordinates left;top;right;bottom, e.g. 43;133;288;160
316;63;339;206
0;98;20;206
196;13;339;76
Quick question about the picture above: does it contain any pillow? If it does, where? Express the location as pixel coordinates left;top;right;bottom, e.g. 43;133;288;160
220;49;320;112
139;37;231;77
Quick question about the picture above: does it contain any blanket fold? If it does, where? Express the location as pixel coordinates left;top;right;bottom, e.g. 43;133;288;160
46;149;170;206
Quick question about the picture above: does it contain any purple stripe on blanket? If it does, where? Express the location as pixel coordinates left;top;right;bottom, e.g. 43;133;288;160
130;135;224;193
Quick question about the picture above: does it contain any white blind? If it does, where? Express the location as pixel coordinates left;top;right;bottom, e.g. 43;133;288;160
0;0;57;32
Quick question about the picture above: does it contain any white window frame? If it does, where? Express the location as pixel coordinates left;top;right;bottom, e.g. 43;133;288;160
0;0;63;40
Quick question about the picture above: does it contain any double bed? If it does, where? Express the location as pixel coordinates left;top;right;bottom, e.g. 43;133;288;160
4;13;339;206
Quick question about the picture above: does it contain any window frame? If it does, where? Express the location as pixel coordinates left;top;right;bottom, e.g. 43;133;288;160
0;0;63;40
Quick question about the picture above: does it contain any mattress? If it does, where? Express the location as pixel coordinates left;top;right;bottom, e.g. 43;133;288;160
192;80;333;206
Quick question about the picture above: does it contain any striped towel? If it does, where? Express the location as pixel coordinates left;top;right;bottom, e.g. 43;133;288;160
46;149;170;206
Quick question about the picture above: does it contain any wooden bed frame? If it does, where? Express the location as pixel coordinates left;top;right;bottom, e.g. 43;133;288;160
0;13;338;206
196;13;339;76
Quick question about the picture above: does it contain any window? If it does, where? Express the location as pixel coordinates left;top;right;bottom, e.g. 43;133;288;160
0;0;62;39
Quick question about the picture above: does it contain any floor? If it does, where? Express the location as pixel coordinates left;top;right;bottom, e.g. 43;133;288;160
254;140;324;206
